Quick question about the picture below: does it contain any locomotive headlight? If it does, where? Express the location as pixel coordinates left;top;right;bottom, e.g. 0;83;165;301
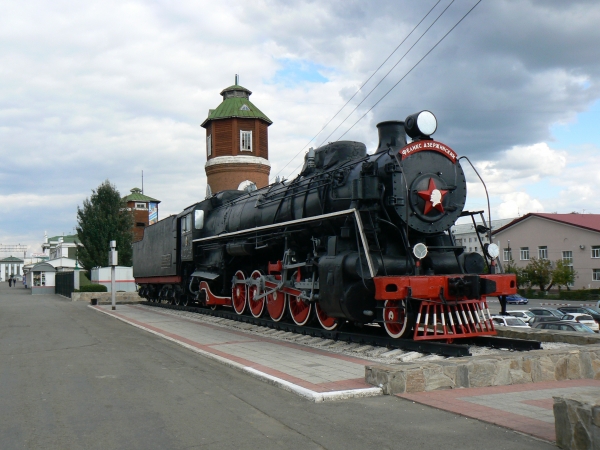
485;243;500;259
405;110;437;139
413;243;428;260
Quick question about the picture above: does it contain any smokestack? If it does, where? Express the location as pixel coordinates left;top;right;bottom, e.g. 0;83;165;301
375;121;406;154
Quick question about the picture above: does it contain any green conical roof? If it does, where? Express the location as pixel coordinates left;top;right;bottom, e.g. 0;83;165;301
201;84;272;127
122;188;160;203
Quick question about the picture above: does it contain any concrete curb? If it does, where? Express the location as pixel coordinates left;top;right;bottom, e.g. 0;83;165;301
496;327;600;345
73;292;141;303
90;305;383;402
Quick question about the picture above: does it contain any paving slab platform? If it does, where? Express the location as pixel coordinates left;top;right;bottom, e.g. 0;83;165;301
91;304;382;402
398;379;600;442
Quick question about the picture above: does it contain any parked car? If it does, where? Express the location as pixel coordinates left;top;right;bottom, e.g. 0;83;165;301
558;306;600;325
507;310;536;323
529;316;570;326
528;307;570;319
561;313;599;332
491;315;530;328
505;293;528;304
533;321;595;333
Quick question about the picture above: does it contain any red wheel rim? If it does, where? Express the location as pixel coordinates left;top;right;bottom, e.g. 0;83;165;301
266;276;285;322
248;270;265;318
382;300;408;338
316;304;338;330
288;294;312;326
232;270;246;315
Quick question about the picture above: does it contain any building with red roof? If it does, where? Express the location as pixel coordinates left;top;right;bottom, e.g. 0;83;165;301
492;213;600;290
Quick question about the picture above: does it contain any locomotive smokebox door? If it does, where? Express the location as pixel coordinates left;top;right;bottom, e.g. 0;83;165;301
392;150;466;234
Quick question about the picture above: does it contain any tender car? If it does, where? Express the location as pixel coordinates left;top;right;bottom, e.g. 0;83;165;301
533;321;595;333
491;315;530;328
505;293;528;304
558;306;600;325
507;310;536;323
562;313;599;332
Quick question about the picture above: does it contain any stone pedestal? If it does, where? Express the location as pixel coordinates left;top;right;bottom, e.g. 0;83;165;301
553;394;600;449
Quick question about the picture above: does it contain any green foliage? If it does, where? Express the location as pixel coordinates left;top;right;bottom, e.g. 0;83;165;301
504;259;529;288
76;180;133;270
551;259;577;291
524;257;553;292
79;271;92;286
77;284;108;292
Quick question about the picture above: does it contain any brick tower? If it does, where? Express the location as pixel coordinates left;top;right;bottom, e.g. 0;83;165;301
201;76;272;195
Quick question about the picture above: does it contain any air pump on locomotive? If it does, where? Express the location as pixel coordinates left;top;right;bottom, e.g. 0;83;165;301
133;111;517;341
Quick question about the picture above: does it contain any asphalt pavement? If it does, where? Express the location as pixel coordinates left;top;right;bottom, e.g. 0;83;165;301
0;283;553;449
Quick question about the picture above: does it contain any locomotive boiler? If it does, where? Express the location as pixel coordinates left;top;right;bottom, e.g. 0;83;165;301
133;111;517;341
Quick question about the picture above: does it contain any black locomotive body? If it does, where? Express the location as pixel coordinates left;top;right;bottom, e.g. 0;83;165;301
134;112;516;340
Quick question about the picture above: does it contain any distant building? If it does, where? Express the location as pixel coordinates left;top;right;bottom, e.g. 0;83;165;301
493;213;600;289
201;76;272;195
0;256;24;281
42;232;78;259
452;218;515;256
122;187;161;242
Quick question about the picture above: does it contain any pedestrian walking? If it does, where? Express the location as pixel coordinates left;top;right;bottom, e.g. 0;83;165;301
8;277;12;287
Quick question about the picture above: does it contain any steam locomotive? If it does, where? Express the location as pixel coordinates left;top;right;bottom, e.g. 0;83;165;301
133;111;517;341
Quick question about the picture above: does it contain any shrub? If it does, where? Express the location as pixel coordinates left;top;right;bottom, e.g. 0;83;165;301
78;284;108;293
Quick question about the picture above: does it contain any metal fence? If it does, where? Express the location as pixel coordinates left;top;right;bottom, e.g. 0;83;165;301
55;271;74;298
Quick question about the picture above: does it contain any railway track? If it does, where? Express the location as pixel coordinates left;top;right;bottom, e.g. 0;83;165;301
141;301;541;358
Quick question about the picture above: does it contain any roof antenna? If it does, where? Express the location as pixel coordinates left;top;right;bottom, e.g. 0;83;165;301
235;74;238;85
142;170;144;194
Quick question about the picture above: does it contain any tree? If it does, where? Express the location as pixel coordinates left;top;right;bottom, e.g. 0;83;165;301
504;259;529;289
524;257;553;292
552;259;577;291
76;180;133;270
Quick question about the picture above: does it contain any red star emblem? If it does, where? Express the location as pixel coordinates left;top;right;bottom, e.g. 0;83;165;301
418;178;448;215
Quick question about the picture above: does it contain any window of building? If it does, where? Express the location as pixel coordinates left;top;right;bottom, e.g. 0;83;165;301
136;222;146;227
538;246;548;260
592;246;600;258
563;251;574;287
207;134;212;157
474;246;478;252
593;269;600;281
240;104;250;111
135;203;147;210
503;248;512;261
520;247;529;260
240;130;252;152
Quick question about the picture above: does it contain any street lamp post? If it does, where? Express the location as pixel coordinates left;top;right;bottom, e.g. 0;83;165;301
108;240;118;310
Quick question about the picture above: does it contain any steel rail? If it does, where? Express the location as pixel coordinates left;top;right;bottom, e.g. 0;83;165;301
142;301;471;357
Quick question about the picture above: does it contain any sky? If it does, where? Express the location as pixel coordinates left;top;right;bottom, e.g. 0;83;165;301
1;0;600;256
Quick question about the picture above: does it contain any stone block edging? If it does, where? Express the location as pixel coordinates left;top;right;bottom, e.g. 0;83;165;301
72;292;142;304
553;394;600;449
366;345;600;395
496;327;600;346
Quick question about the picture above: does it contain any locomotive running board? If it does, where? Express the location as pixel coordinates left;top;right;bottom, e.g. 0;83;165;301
193;208;377;278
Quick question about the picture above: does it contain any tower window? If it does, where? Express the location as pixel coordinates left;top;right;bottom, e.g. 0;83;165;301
240;104;250;111
207;134;212;157
240;130;252;152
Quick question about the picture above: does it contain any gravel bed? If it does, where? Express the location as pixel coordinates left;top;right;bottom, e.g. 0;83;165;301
137;304;569;364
